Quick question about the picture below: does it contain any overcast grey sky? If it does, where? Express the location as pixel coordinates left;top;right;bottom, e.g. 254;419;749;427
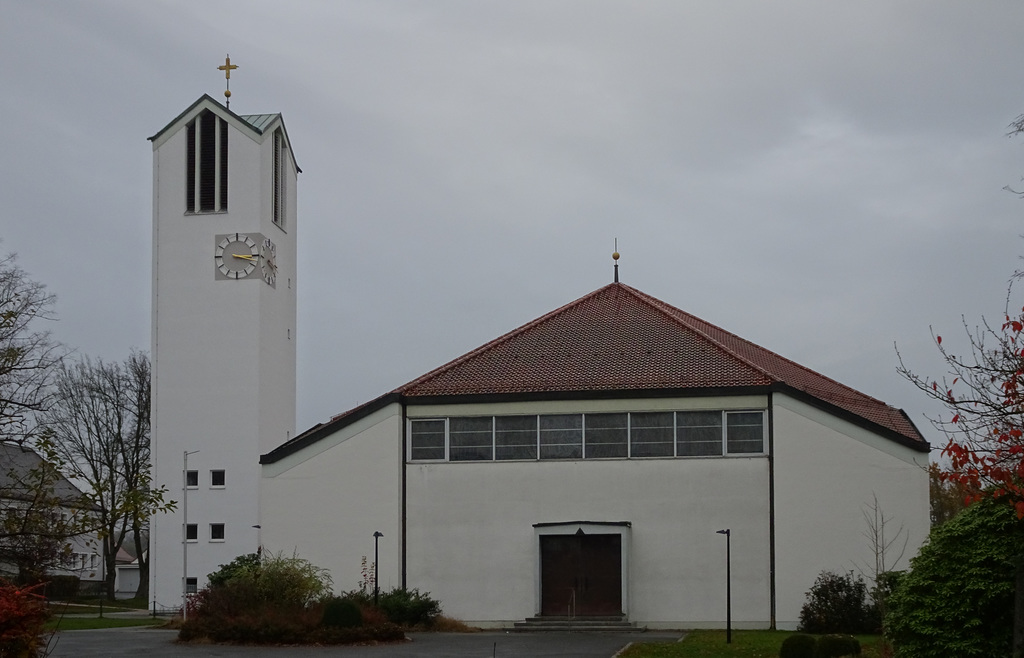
3;1;1023;451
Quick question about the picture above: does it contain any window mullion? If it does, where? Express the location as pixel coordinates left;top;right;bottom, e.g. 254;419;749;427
214;117;221;212
721;411;728;456
193;118;202;213
673;412;678;457
581;414;587;459
622;411;630;458
536;417;544;462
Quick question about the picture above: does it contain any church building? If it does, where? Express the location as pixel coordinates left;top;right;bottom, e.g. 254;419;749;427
148;91;929;629
259;281;930;629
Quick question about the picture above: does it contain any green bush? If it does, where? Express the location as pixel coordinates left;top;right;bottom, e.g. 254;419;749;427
377;587;441;627
245;552;332;607
322;596;362;628
815;634;860;657
179;582;405;646
779;632;817;658
207;552;261;588
798;570;878;635
205;550;333;608
885;497;1024;658
181;551;335;645
40;575;80;600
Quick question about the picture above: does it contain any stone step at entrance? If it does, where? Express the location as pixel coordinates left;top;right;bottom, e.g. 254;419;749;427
513;615;643;632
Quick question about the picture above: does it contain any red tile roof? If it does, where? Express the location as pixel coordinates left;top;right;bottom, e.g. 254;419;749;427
400;283;925;446
263;282;925;464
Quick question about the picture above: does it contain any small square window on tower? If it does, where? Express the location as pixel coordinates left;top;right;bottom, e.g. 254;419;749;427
186;470;198;488
210;470;225;487
210;523;225;542
185;524;198;542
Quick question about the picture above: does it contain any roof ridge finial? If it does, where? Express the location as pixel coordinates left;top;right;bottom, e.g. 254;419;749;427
612;239;620;283
218;54;238;109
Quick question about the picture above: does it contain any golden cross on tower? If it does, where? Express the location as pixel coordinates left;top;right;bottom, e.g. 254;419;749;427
217;55;238;107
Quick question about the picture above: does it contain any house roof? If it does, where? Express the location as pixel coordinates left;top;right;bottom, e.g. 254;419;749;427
263;282;927;463
0;442;91;506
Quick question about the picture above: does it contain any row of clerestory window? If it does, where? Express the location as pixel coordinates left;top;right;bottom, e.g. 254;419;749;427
409;410;765;462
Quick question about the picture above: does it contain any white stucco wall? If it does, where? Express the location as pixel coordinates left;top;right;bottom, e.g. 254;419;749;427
260;404;404;596
772;393;930;630
259;392;928;630
261;396;772;628
406;453;770;628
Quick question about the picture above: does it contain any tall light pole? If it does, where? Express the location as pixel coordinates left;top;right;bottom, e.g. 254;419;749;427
373;531;383;607
182;450;199;620
716;528;732;643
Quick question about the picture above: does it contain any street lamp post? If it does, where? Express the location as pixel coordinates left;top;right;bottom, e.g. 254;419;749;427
716;529;732;644
373;531;383;607
182;449;199;620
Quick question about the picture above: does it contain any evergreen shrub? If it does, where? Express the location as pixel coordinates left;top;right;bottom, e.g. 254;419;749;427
207;552;261;588
322;596;362;628
40;575;79;599
885;497;1024;658
779;632;817;658
377;587;441;627
798;570;878;634
815;634;861;657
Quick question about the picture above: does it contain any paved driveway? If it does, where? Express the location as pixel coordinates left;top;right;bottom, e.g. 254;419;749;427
48;628;683;657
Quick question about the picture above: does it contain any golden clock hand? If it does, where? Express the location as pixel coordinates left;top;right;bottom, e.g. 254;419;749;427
232;254;257;261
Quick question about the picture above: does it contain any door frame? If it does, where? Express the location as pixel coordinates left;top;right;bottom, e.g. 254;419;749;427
533;521;631;617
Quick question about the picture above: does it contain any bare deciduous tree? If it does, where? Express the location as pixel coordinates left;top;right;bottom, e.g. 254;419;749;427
43;352;172;599
0;252;62;445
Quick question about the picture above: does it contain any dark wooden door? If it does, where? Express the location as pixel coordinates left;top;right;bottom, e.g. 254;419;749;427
540;533;621;616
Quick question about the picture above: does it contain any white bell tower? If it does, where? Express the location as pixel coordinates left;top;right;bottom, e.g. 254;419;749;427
148;86;299;611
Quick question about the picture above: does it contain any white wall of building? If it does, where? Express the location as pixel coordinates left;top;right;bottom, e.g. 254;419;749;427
150;99;297;610
260;403;404;595
263;395;773;628
772;393;930;629
406;451;771;628
258;390;929;629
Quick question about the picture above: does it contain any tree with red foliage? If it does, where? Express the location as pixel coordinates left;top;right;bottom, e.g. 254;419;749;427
0;580;51;657
898;296;1024;517
893;111;1024;658
897;278;1024;657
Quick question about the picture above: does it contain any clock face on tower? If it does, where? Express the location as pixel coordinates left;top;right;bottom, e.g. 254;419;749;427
259;237;277;286
214;234;259;279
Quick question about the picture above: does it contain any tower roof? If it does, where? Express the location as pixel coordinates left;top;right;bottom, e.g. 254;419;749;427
264;283;926;463
148;94;300;172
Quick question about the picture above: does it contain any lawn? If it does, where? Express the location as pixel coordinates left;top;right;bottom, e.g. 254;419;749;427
620;630;886;658
46;617;164;631
50;603;144;615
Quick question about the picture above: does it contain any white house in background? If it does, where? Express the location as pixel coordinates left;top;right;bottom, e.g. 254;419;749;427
0;442;103;588
259;282;931;630
147;95;299;612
